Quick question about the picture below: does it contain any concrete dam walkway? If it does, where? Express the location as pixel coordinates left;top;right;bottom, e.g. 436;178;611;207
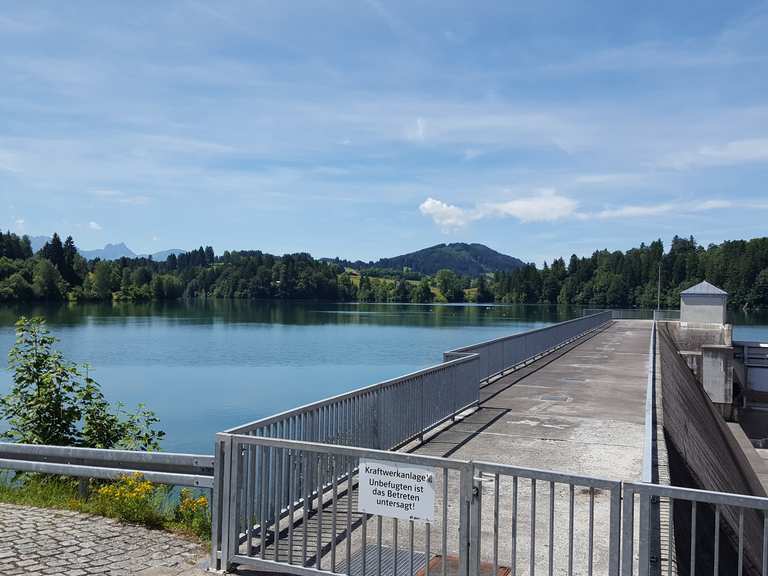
415;319;651;481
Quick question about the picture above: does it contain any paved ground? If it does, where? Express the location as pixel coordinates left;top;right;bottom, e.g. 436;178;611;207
0;503;208;575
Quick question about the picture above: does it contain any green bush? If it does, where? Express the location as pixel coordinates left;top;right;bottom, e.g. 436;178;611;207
0;316;164;450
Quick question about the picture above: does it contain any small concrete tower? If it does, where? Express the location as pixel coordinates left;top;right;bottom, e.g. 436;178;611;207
680;281;728;324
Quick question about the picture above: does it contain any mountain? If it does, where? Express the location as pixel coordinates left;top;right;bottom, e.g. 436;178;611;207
29;236;185;261
335;243;526;276
79;243;137;260
143;248;186;261
29;235;50;253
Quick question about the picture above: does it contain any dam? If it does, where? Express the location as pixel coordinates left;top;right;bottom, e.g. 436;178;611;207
200;281;768;576
2;283;767;576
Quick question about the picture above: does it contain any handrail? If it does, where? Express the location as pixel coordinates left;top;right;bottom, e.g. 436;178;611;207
0;442;215;488
446;311;611;352
444;311;612;382
225;353;478;434
641;321;657;483
227;312;611;439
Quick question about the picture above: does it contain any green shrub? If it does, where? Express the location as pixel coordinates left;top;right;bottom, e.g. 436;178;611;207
0;316;164;450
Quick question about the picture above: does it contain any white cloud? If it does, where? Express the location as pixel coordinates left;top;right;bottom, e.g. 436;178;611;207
593;204;676;219
662;138;768;169
592;198;738;220
695;200;733;211
482;189;578;222
88;221;102;230
14;218;25;232
419;189;578;231
420;193;748;231
419;197;473;232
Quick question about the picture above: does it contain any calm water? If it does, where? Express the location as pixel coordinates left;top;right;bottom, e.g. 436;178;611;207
0;301;766;453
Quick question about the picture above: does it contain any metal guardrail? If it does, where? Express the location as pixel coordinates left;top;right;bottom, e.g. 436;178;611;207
653;310;680;321
0;442;215;488
444;311;612;383
214;434;625;576
582;309;680;321
734;340;768;399
226;354;480;449
624;482;768;576
214;430;768;576
228;313;613;445
472;460;622;576
216;435;473;575
642;321;657;484
735;341;768;368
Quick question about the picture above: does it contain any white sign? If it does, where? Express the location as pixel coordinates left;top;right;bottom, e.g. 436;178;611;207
358;458;435;522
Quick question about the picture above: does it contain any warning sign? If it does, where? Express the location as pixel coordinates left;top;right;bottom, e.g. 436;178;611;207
358;458;435;523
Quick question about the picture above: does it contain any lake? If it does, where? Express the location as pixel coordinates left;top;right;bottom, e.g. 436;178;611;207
1;301;767;454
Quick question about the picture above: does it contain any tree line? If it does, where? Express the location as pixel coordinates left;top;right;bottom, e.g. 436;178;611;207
1;231;767;309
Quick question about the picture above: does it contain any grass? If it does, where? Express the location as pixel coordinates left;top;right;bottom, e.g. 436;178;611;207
0;473;211;541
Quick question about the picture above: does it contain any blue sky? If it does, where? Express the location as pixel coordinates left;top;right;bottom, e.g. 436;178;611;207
1;1;768;264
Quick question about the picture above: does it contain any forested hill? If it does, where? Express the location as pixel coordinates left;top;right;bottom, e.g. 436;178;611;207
1;231;767;309
331;243;525;276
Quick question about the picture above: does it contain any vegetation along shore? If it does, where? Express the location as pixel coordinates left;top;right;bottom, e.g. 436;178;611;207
1;230;767;309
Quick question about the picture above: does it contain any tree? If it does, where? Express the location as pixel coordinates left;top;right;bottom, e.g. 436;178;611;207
41;233;65;271
474;275;494;303
392;278;411;302
0;317;164;450
32;259;65;300
435;269;465;302
60;235;82;286
411;278;434;303
92;261;113;299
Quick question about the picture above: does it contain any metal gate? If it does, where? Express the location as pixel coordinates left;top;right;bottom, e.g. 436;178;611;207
212;434;624;576
214;434;475;576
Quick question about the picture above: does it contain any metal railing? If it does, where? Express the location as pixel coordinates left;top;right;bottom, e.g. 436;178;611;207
735;341;768;368
0;442;215;488
444;311;612;383
214;434;626;576
582;309;680;321
624;482;768;576
472;461;622;576
226;353;480;449
653;310;681;321
216;435;473;575
214;431;768;576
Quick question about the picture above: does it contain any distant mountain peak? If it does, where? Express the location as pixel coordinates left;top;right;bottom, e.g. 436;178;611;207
332;242;525;276
30;235;185;261
79;243;136;260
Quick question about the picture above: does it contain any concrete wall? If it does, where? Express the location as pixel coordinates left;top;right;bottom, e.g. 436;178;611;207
659;323;765;576
681;294;727;324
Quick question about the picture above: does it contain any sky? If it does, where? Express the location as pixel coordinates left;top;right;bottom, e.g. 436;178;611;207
1;1;768;265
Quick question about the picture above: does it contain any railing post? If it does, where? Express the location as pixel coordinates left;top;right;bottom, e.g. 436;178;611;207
458;464;477;576
622;485;636;576
219;434;237;572
638;494;650;576
609;483;622;576
210;435;227;571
